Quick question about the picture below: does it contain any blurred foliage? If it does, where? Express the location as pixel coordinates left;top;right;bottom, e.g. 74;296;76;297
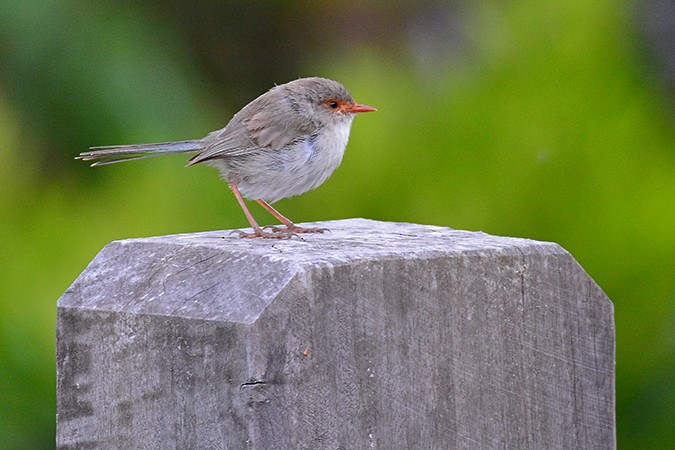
1;0;673;448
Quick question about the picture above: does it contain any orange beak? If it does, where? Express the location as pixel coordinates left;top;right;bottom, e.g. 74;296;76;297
345;103;377;113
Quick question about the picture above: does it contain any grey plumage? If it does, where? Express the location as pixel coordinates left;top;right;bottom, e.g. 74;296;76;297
79;140;205;166
78;77;375;237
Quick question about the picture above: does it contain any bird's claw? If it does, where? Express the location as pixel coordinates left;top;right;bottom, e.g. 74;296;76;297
230;224;328;239
262;225;328;234
231;228;297;239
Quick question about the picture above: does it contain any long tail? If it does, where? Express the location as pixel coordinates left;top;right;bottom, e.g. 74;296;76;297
77;139;205;166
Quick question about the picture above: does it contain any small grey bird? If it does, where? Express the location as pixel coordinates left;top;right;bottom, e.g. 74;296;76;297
78;77;376;238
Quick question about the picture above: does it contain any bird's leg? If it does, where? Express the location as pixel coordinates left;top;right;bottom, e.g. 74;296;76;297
256;199;327;234
229;184;291;239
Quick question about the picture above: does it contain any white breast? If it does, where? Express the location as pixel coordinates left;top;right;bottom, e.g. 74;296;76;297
223;117;355;203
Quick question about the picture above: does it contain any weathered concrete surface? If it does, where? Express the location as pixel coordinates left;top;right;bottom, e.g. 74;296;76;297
57;218;615;449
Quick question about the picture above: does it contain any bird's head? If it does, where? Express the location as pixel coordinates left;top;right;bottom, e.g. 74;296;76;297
278;77;376;127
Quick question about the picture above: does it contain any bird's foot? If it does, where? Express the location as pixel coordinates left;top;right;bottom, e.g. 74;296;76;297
230;225;327;239
230;229;296;239
263;225;328;234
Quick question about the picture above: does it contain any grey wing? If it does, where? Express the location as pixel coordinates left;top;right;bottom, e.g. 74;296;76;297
187;119;254;165
187;100;317;166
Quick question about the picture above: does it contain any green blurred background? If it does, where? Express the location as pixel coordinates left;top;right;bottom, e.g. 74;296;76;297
1;0;673;448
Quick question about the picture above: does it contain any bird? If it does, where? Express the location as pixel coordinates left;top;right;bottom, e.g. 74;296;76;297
78;77;376;238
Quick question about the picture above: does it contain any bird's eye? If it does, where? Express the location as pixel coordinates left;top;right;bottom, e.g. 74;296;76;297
326;100;339;109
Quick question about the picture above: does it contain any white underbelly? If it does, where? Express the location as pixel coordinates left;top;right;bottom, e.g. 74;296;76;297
226;120;353;203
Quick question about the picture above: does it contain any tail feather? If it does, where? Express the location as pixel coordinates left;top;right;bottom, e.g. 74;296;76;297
77;139;204;166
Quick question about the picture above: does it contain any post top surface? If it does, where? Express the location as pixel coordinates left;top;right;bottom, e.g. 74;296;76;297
58;219;565;323
122;218;558;265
